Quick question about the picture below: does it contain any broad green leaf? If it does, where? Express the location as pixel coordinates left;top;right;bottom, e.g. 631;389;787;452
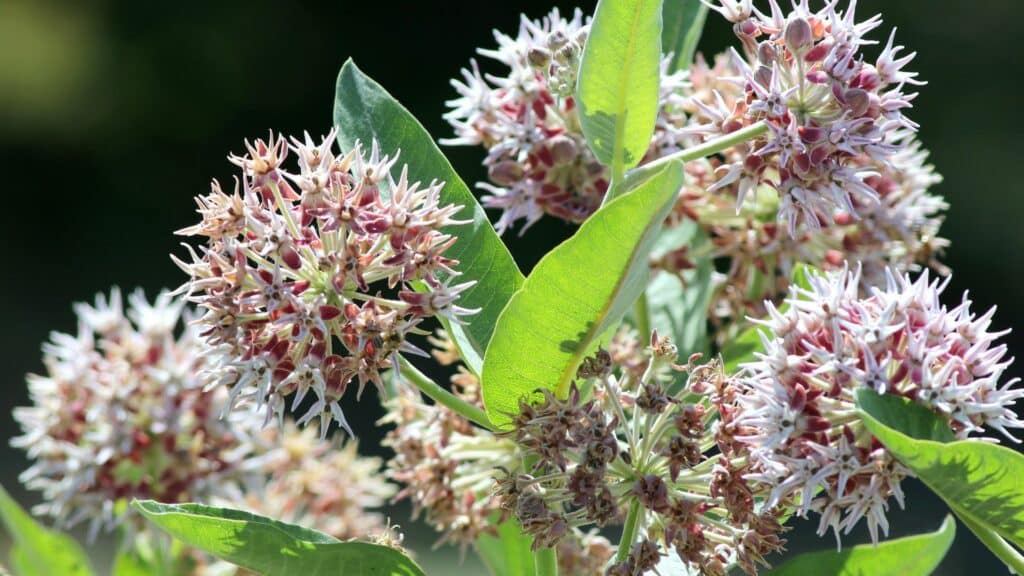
333;59;524;375
0;484;94;576
720;263;819;371
577;0;664;181
475;520;536;576
662;0;708;71
856;389;1024;550
111;552;151;576
647;219;713;360
134;500;425;576
765;514;956;576
482;162;685;427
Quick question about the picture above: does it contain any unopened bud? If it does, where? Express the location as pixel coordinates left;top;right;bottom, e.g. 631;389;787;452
546;30;568;51
488;160;524;186
785;17;813;54
548;136;578;163
527;47;551;69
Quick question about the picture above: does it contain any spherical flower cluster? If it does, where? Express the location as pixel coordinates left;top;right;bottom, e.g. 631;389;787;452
496;332;788;575
226;422;396;541
443;9;690;233
667;46;945;334
725;266;1022;544
380;331;518;551
699;0;923;235
175;130;474;438
12;289;266;540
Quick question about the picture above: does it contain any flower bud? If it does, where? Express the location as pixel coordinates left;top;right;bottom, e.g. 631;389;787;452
546;30;569;51
784;17;813;55
548;135;578;163
488;160;524;186
527;47;552;69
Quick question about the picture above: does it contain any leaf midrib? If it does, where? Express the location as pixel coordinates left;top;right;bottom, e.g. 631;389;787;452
611;0;649;180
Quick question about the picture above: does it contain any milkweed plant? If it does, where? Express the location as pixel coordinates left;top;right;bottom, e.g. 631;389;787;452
5;1;1024;575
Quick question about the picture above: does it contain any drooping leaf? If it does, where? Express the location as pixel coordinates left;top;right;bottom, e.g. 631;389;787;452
647;219;713;360
764;514;956;576
856;389;1024;551
662;0;708;71
0;484;94;576
475;519;536;576
134;500;425;576
577;0;664;183
333;59;524;375
482;162;685;427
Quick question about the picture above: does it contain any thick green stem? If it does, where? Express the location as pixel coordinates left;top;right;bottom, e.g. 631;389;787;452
634;292;651;340
616;120;770;197
535;546;559;576
397;356;496;432
616;500;643;562
959;513;1024;574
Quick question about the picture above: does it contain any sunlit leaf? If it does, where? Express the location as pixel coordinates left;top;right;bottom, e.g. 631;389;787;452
482;162;684;427
135;500;425;576
856;389;1024;554
334;59;525;375
0;484;94;576
577;0;664;183
765;514;956;576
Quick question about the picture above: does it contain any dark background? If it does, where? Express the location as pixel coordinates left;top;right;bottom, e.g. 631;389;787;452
1;0;1021;573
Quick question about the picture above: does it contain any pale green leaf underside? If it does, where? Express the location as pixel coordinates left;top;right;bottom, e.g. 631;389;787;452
662;0;708;71
0;484;94;576
856;389;1024;550
577;0;664;174
333;59;525;376
647;218;713;360
134;500;425;576
482;162;685;427
474;519;536;576
765;514;956;576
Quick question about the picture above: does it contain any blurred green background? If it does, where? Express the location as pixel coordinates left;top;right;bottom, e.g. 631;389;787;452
1;0;1021;573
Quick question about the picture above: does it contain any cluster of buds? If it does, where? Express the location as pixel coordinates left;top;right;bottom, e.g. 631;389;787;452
667;27;945;333
12;289;267;540
380;331;518;551
226;422;396;541
443;9;690;233
174;129;475;437
723;266;1022;545
698;0;923;235
495;330;788;575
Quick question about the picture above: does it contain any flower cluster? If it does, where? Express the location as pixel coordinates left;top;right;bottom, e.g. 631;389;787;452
12;289;267;540
700;0;922;235
443;9;690;233
724;266;1022;544
175;130;474;437
226;422;396;541
495;331;788;575
380;330;518;551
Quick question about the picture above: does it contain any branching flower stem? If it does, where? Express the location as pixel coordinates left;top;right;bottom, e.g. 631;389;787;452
397;356;496;432
616;499;643;563
606;120;770;203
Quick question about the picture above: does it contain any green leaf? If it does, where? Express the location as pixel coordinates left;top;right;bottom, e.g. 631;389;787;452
134;500;425;576
647;219;713;360
764;514;956;576
577;0;664;181
0;484;94;576
475;520;536;576
333;59;525;375
661;0;708;71
482;162;685;427
856;389;1024;553
111;552;151;576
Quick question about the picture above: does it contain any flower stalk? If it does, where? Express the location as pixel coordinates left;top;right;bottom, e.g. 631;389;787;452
397;357;495;432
